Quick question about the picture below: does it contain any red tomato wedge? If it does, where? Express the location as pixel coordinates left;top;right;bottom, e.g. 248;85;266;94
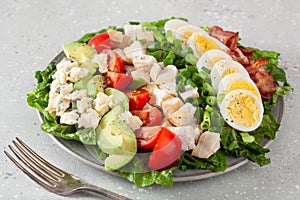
105;71;133;91
126;89;149;111
87;33;111;54
135;126;161;150
102;49;125;73
148;128;182;171
131;107;162;126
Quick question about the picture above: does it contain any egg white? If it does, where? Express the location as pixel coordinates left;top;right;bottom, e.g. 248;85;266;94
196;49;232;72
176;25;207;46
217;73;260;99
164;19;189;36
211;59;249;91
220;89;263;132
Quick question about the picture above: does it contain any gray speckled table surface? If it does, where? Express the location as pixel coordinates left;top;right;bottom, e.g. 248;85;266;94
1;0;299;199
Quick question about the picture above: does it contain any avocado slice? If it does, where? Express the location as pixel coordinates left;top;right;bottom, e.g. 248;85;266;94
96;105;137;170
63;42;96;63
96;105;124;154
87;75;106;98
104;88;129;110
104;120;137;171
80;61;98;76
74;75;92;90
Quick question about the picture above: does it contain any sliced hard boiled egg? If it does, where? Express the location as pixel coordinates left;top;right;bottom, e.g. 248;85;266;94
196;49;232;72
211;59;249;91
220;89;263;132
176;25;208;46
217;73;261;100
164;19;189;36
187;32;228;58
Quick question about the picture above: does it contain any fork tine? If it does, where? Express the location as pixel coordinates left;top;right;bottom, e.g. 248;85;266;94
4;150;55;192
16;137;64;176
11;139;61;182
7;143;58;186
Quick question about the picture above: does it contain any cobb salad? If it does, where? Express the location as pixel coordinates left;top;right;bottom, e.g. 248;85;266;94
27;17;293;186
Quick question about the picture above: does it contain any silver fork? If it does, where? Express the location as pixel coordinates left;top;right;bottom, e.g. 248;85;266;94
4;137;132;200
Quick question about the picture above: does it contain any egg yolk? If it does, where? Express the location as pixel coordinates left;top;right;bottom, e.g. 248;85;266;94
226;80;260;98
207;57;224;70
222;68;239;78
183;31;194;44
226;92;259;127
194;33;221;55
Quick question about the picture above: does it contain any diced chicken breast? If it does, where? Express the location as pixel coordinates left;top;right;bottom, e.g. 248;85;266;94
149;88;172;106
142;82;158;96
107;29;124;49
136;31;154;44
92;53;108;73
167;126;201;151
168;103;197;126
114;49;132;64
119;111;143;131
161;97;184;117
132;55;157;71
159;81;177;96
77;97;93;114
192;131;221;159
77;108;101;129
124;24;143;40
149;63;162;82
130;69;150;83
123;41;145;61
60;110;79;125
179;85;199;101
93;92;113;116
155;65;178;84
67;67;89;82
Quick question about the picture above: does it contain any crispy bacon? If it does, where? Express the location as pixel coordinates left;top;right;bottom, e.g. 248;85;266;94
208;26;238;49
246;58;276;99
208;26;254;66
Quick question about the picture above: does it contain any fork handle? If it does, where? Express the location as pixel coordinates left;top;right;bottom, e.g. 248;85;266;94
80;184;132;200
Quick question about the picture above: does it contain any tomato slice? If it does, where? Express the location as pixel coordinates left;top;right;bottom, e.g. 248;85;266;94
135;126;161;150
102;49;125;73
105;71;133;91
148;128;182;171
131;107;162;126
87;33;111;54
126;89;149;111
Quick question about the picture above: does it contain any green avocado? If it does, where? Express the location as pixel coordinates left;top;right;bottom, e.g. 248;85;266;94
63;42;96;63
80;61;98;76
86;75;106;98
73;75;92;91
96;105;137;170
104;88;129;110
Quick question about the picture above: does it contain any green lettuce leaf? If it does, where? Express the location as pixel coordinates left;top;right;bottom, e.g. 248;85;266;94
177;150;228;172
27;63;56;111
220;127;271;166
250;110;280;142
118;156;174;187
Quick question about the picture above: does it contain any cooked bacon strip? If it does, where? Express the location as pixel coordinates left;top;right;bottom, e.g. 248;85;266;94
246;58;276;99
208;26;238;49
208;26;254;66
